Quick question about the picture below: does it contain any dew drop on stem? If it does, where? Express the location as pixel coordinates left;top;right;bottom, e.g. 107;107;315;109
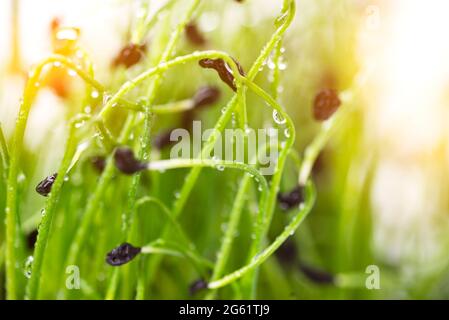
23;256;34;279
272;110;286;125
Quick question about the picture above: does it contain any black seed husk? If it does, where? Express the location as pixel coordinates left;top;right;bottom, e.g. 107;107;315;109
299;263;335;285
26;229;39;250
90;156;106;173
189;279;208;295
277;185;304;211
153;129;176;150
106;242;141;266
35;173;58;197
114;147;147;175
275;239;298;266
198;58;245;92
313;88;341;121
112;43;146;69
185;22;207;46
193;86;221;109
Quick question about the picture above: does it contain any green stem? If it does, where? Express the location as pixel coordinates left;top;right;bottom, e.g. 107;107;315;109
5;54;102;300
239;77;296;298
208;181;316;289
144;0;297;294
106;0;202;299
0;123;9;181
25;115;90;299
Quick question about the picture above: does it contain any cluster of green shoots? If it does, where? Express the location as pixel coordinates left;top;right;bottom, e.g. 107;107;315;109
0;0;348;299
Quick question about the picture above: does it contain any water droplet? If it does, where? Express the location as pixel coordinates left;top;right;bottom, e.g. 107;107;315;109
284;128;290;138
174;191;180;199
74;120;86;128
53;61;62;68
278;60;287;71
267;57;276;70
23;256;34;278
84;106;92;114
40;209;46;217
68;69;76;77
91;90;99;99
103;94;112;105
216;164;225;171
272;110;286;125
17;173;26;183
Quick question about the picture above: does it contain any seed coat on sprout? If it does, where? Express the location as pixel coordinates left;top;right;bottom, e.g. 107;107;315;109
313;88;341;121
112;43;147;69
114;147;147;175
106;242;141;266
189;279;208;295
299;263;335;285
185;22;207;46
198;58;245;92
192;86;221;109
277;185;304;211
35;173;58;197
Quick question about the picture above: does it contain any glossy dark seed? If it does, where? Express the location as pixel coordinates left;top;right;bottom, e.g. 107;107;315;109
277;185;304;211
299;263;335;285
106;242;141;266
189;279;208;295
313;89;341;121
185;22;206;46
198;58;245;92
90;156;106;173
26;229;39;250
153;129;177;150
114;147;147;175
275;239;298;266
112;43;146;69
36;173;58;197
193;86;221;109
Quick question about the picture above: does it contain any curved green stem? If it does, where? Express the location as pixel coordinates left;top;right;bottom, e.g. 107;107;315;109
143;0;297;294
98;50;245;119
